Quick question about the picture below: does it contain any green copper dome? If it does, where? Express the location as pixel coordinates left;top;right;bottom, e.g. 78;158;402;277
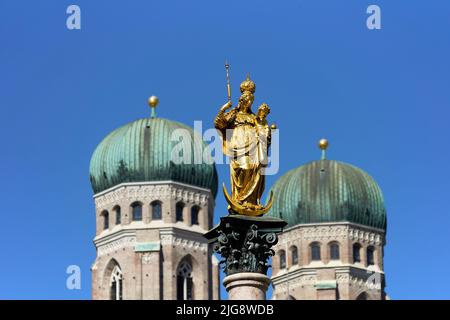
89;117;218;196
268;160;386;230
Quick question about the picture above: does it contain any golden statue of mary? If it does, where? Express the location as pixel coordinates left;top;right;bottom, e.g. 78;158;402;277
214;76;274;216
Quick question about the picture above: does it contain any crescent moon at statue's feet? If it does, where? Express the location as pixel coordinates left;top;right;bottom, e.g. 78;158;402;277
222;183;274;216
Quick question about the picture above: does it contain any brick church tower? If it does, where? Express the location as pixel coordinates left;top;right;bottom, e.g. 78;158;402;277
89;100;220;300
268;140;388;300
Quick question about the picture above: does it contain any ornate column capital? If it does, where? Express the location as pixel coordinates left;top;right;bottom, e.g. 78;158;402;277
204;215;287;276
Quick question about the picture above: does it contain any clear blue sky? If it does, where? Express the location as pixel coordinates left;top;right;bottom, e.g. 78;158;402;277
1;0;450;299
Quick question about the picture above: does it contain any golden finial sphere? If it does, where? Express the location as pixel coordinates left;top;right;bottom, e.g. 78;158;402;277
270;124;277;130
319;138;329;150
148;95;159;108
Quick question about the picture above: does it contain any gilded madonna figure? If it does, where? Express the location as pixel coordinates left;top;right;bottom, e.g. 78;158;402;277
214;76;274;216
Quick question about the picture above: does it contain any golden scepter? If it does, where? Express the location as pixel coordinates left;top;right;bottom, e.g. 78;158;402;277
225;60;231;101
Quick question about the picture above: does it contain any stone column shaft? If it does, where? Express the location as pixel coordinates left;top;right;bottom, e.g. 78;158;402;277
223;272;270;300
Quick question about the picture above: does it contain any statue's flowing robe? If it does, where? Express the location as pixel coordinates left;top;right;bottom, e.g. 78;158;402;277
214;109;270;207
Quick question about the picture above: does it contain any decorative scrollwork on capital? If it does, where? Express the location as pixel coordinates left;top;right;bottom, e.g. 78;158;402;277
212;222;280;275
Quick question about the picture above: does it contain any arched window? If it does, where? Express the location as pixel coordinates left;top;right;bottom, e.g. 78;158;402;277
329;242;340;260
114;206;121;225
353;243;362;263
176;202;184;222
279;250;286;269
110;265;123;300
191;206;200;225
131;202;142;221
367;246;375;266
151;201;162;220
290;246;298;265
356;292;368;300
176;260;193;300
101;210;109;230
311;242;321;261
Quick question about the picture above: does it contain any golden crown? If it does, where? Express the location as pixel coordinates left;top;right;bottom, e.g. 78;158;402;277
240;75;256;94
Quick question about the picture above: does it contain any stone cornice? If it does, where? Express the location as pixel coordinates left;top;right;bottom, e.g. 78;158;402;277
272;264;384;283
96;234;136;257
283;221;385;235
94;229;136;247
159;228;208;252
275;223;385;247
95;221;209;240
93;181;213;209
336;272;383;291
94;227;210;257
272;266;384;291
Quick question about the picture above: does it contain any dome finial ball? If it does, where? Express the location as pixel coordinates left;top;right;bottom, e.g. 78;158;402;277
148;95;159;108
319;138;329;150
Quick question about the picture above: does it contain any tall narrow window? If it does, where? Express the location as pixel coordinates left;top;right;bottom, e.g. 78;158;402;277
367;246;375;266
353;243;362;263
290;246;298;265
176;260;193;300
110;265;123;300
191;206;200;225
101;210;109;230
131;202;142;221
311;242;321;261
356;292;368;300
151;201;162;220
114;206;121;225
279;250;286;269
330;242;340;260
176;202;184;222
